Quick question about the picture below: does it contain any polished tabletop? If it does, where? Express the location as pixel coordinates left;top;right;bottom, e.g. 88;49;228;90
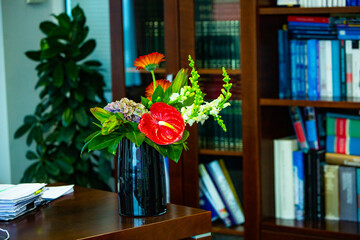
0;186;211;240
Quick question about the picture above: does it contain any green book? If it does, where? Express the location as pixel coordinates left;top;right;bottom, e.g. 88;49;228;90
326;114;360;138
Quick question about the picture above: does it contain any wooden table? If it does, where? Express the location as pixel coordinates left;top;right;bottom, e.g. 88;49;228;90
0;186;212;240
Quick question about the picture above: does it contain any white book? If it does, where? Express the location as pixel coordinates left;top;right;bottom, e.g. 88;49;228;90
0;183;46;204
319;40;328;97
346;40;353;97
274;136;298;220
352;41;360;97
324;40;333;97
207;160;245;225
198;164;232;227
277;0;298;5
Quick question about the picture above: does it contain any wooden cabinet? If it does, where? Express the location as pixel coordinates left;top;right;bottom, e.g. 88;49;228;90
241;1;360;240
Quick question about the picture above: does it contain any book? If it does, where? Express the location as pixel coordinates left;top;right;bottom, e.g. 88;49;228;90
339;166;357;222
326;135;360;155
303;106;319;150
278;29;291;99
206;160;245;225
326;112;360;138
289;106;309;152
293;150;305;220
307;39;320;98
287;16;329;24
340;40;347;98
274;136;298;219
345;40;353;97
198;163;232;227
324;164;340;220
199;180;219;221
331;40;341;98
325;152;360;167
357;168;360;222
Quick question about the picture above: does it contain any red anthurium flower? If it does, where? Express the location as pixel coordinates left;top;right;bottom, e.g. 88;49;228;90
134;52;165;72
145;79;172;100
138;102;185;145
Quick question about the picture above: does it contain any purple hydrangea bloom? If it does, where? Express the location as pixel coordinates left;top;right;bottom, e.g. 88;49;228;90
104;98;147;123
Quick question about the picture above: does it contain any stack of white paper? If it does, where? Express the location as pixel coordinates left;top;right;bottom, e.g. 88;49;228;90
41;185;74;200
0;183;46;221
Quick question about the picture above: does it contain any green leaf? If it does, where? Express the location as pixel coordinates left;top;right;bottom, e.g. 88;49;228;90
85;130;101;142
25;51;41;61
172;68;188;93
55;159;74;175
74;91;85;102
62;107;73;127
61;126;76;142
74;39;96;61
163;85;173;103
90;107;112;124
47;26;68;39
141;96;150;109
71;5;85;23
45;161;60;176
21;162;39;183
88;133;123;151
26;150;38;160
55;13;71;29
39;21;57;35
83;60;101;67
125;132;145;147
14;123;32;138
75;107;88;126
65;60;78;80
173;129;190;144
24;115;37;124
53;64;64;87
151;85;164;102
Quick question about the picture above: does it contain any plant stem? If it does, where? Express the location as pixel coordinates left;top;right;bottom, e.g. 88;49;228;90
151;70;156;89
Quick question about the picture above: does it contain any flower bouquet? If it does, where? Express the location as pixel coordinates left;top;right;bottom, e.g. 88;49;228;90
82;52;232;162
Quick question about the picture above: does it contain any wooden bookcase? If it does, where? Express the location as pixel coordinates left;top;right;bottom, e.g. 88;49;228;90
109;0;243;236
241;1;360;240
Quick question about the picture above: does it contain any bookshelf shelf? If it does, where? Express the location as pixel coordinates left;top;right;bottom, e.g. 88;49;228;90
261;218;360;239
125;67;166;74
260;98;360;108
259;6;360;15
197;69;241;75
212;222;244;236
199;149;243;157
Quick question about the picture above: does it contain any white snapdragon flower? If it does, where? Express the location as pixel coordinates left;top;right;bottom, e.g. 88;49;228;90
169;93;179;102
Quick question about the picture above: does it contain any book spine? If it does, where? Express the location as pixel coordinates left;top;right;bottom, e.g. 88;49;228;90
327;116;360;138
274;139;281;219
319;40;327;97
290;40;299;97
325;152;360;167
331;40;341;98
345;40;353;97
307;39;319;98
324;164;340;220
198;163;232;227
287;16;329;24
312;149;325;220
199;180;219;221
303;107;320;150
278;30;291;99
293;150;305;220
340;40;347;98
305;152;315;220
352;41;360;97
289;106;309;152
357;168;360;222
339;166;357;222
207;160;245;225
326;135;360;155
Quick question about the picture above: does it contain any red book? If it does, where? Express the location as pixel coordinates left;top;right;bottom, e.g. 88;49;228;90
287;16;329;24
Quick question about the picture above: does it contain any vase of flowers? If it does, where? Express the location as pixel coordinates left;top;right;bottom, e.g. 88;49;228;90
82;52;232;216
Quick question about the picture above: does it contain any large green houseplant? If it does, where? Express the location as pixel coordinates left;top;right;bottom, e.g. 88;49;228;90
14;6;112;190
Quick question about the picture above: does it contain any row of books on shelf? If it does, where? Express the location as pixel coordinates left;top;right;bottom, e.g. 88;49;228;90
195;20;240;70
143;20;165;57
278;15;360;99
277;0;356;7
196;0;240;21
198;100;242;151
276;107;360;221
199;159;244;227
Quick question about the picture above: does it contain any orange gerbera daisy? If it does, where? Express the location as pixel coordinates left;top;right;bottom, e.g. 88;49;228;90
134;52;165;72
145;79;172;100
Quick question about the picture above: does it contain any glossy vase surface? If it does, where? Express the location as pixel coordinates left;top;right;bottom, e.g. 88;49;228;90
117;139;167;217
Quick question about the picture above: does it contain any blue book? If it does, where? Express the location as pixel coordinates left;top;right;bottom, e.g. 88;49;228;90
290;40;299;97
357;168;360;222
288;22;330;27
288;25;334;31
298;41;306;97
278;30;291;99
326;135;360;156
307;39;319;98
291;33;337;40
346;0;352;5
290;29;337;35
338;29;360;40
199;180;219;221
331;40;341;98
303;107;319;150
340;40;347;98
293;150;305;221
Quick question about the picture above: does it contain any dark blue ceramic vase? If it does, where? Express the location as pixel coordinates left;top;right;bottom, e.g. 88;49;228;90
117;138;167;217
